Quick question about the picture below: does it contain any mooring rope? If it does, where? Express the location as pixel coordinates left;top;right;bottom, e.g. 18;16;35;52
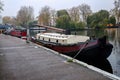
69;40;89;61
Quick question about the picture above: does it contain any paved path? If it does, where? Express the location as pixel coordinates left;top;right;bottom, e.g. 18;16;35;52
0;34;112;80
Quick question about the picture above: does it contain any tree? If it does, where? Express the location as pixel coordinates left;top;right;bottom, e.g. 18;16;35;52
16;6;34;27
68;7;86;29
0;0;4;13
75;22;85;29
56;15;71;29
50;9;57;26
2;16;11;24
2;16;19;25
29;20;38;27
110;0;120;24
56;10;71;29
68;7;80;22
38;6;51;26
10;17;18;26
57;9;69;17
87;10;109;28
109;16;116;25
78;4;92;25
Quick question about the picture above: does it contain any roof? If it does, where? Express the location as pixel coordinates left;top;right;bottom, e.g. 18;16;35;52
35;24;65;32
37;33;90;42
0;24;12;29
37;33;69;40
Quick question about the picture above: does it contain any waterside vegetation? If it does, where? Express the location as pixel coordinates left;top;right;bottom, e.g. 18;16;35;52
1;0;120;30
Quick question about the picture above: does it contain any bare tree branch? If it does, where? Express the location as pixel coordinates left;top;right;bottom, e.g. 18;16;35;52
16;6;34;27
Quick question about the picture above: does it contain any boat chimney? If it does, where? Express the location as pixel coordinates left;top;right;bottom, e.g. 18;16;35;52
65;29;71;35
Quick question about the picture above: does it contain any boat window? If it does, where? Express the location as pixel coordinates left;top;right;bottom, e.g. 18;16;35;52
43;38;44;40
49;38;50;42
56;40;58;43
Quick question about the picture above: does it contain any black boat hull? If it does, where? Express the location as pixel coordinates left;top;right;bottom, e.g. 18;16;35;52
62;43;113;60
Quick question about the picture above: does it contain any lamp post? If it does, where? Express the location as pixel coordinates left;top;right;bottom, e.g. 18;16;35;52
26;22;30;43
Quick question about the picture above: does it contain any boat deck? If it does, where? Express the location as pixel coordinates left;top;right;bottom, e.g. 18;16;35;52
0;34;118;80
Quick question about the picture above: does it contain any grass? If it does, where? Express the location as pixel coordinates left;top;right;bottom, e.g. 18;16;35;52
67;59;73;62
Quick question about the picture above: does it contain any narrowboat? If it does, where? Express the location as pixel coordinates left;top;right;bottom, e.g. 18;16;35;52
33;33;113;60
10;27;27;39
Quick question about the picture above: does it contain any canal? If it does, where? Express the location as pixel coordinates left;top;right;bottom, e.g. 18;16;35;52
71;28;120;77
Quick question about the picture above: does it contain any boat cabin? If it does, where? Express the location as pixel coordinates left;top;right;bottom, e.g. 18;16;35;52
36;33;89;45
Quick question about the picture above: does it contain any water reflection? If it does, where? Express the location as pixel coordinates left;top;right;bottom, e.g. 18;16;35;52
72;28;120;77
77;58;113;73
105;28;120;76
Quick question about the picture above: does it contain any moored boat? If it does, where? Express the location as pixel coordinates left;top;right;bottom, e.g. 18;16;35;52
10;27;27;39
33;32;113;60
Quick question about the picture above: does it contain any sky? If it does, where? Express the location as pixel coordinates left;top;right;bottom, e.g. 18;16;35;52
1;0;115;18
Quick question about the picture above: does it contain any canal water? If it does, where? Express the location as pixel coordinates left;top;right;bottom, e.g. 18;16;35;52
71;28;120;77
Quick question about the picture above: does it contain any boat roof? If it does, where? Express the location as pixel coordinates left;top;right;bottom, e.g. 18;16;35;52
37;33;69;39
37;33;89;41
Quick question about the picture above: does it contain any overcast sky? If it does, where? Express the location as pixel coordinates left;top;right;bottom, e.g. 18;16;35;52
1;0;115;17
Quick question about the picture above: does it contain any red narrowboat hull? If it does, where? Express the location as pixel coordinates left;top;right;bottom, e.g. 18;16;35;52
10;29;27;39
32;36;113;60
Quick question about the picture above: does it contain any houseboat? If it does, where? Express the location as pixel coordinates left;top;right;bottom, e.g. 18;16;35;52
33;32;113;60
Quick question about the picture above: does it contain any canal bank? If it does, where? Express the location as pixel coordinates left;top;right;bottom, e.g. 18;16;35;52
0;34;119;80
